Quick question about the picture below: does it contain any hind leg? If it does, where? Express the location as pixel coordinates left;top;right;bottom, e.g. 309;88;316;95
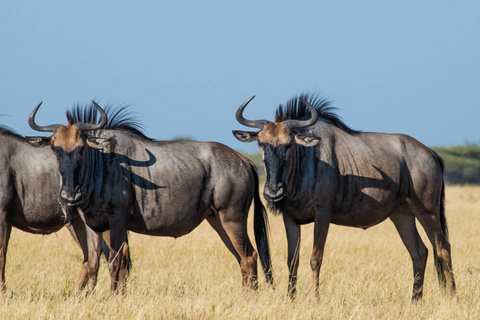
415;211;456;295
207;211;258;289
390;210;428;301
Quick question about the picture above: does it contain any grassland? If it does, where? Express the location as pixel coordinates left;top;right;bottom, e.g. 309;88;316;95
1;185;479;319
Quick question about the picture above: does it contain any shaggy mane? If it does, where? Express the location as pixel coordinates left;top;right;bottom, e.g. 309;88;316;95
275;93;360;134
66;103;152;140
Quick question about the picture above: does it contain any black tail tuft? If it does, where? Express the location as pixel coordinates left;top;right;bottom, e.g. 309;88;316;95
252;167;274;285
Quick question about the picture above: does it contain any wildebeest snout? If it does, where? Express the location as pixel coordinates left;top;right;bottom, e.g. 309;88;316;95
264;182;285;202
60;188;82;205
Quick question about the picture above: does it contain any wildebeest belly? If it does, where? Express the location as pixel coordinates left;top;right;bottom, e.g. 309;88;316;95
128;179;212;237
8;202;65;234
331;187;400;228
126;204;209;237
127;213;206;237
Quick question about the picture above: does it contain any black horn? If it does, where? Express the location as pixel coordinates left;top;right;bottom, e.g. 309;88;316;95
235;96;270;129
283;98;319;129
75;100;108;131
28;102;62;133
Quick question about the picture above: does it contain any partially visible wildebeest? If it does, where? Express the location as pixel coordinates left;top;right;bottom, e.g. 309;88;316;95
233;94;455;301
26;101;273;293
0;122;130;296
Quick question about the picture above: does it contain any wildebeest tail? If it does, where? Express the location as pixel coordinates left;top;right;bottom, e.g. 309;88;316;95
252;167;274;285
432;153;449;287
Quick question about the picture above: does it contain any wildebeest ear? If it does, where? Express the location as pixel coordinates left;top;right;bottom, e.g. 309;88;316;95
86;137;112;149
232;130;259;142
25;136;50;147
294;134;320;147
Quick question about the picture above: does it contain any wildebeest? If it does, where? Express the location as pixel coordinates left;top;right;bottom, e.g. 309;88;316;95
26;101;273;292
0;123;129;296
233;94;456;300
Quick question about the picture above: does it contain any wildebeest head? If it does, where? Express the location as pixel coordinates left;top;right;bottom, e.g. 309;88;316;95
233;96;320;202
26;101;111;206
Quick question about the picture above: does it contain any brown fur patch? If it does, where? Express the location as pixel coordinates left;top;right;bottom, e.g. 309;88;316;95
51;125;84;152
258;122;291;146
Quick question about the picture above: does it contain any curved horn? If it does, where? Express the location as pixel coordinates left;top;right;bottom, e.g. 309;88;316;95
28;102;62;133
75;100;108;131
235;96;270;129
283;98;319;129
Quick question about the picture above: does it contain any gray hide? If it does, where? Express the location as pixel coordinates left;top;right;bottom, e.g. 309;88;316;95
233;94;456;301
27;103;273;293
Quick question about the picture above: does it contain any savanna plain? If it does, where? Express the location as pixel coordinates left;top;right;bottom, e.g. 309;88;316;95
0;185;479;319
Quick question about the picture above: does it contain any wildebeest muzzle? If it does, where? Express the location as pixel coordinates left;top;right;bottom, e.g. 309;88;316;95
264;182;285;202
60;187;83;206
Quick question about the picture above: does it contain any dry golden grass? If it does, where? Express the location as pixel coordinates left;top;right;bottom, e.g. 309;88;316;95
1;185;479;319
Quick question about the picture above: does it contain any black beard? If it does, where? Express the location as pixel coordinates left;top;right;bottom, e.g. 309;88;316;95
267;198;285;215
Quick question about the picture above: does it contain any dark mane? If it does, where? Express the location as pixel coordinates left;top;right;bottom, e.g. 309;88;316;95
275;93;360;134
66;103;152;140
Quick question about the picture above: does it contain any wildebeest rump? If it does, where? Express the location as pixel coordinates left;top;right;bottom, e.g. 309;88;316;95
0;124;129;295
233;94;455;300
26;102;273;292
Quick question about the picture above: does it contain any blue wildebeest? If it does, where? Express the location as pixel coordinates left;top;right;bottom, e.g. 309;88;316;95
26;101;273;292
233;94;456;301
0;123;129;296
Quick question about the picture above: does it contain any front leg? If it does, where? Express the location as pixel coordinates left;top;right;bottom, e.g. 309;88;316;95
311;206;331;297
107;214;128;294
0;217;12;295
283;214;301;299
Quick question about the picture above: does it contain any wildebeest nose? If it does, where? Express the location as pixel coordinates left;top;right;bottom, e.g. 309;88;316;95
264;182;285;202
60;189;69;200
60;189;82;204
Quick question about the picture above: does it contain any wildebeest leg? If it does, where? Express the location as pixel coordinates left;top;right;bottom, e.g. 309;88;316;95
102;231;111;259
66;217;104;296
100;230;130;289
65;221;89;294
85;226;105;294
311;208;331;298
283;214;301;299
107;216;128;294
206;215;241;262
415;213;456;295
66;218;103;296
389;210;428;301
210;211;258;289
0;218;12;294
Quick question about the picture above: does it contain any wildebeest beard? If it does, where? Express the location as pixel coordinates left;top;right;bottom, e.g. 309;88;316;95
267;198;285;215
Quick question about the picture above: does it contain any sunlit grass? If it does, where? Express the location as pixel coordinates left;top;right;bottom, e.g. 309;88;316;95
0;185;479;319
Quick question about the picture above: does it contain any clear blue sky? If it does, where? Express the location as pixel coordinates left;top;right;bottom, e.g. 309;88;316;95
1;1;479;153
